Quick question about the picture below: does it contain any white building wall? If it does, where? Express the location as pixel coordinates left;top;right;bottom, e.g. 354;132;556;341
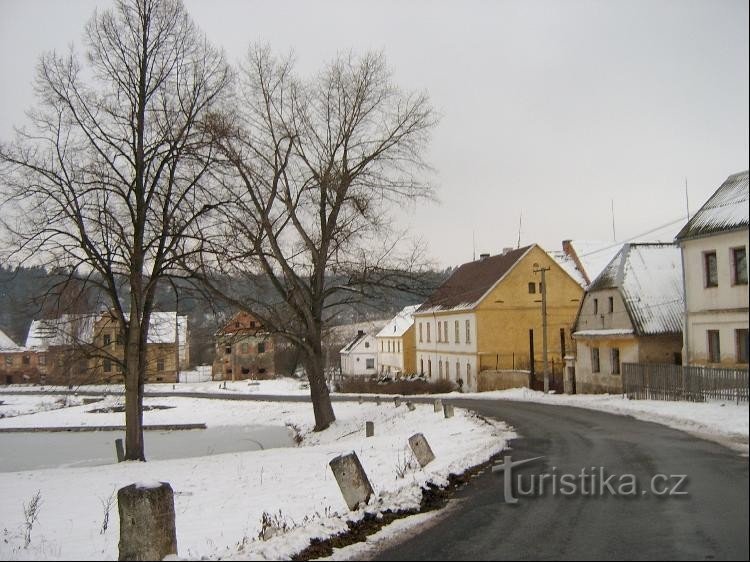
681;229;749;365
415;311;479;391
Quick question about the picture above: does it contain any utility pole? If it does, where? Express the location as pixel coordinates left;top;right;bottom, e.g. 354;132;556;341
534;265;551;393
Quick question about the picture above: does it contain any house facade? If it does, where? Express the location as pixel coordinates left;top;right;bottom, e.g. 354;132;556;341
212;311;275;380
375;304;420;377
414;244;585;392
572;243;684;393
340;330;378;377
20;311;188;385
675;170;749;367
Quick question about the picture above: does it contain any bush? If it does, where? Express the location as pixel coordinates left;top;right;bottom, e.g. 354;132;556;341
337;377;456;395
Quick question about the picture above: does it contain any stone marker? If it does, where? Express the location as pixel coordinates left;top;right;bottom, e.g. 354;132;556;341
408;433;436;467
358;395;363;405
115;438;125;463
406;401;415;411
366;421;375;437
443;403;454;418
433;398;442;413
394;396;402;407
118;481;177;561
329;453;373;511
376;396;382;406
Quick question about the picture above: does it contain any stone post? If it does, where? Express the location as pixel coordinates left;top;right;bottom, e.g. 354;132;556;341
564;355;576;394
433;398;442;413
366;421;374;437
394;396;401;407
376;396;382;406
115;438;125;463
408;433;436;467
117;482;177;561
443;403;454;418
406;401;415;411
329;453;374;511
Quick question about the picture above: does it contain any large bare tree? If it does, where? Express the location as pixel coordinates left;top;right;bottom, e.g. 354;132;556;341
198;48;436;430
0;0;230;460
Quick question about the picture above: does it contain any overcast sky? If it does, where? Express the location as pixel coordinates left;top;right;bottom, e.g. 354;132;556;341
1;0;748;268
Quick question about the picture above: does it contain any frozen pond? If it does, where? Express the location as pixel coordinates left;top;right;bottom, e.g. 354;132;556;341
0;425;294;472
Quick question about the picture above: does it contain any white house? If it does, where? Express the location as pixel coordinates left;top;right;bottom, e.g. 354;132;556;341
339;330;378;377
675;170;748;367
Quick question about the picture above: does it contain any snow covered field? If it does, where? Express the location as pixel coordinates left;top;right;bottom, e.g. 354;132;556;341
0;395;512;561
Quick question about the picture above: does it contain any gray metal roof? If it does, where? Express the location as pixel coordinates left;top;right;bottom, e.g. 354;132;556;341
587;243;683;336
676;170;749;240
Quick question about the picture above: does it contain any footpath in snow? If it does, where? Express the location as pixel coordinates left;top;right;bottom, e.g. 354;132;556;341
0;394;513;561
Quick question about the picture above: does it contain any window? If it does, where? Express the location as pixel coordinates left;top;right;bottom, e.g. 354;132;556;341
241;343;249;354
428;359;432;377
427;323;431;343
420;358;424;375
438;360;443;379
437;322;442;342
465;320;471;343
456;361;460;378
258;342;266;353
225;345;231;355
398;341;401;353
528;282;536;294
608;297;614;313
466;363;471;384
419;323;423;343
736;329;749;364
455;321;460;343
388;340;391;352
364;341;369;349
366;358;375;369
704;251;718;287
104;359;112;373
732;247;747;285
443;321;448;343
156;358;165;372
4;356;12;367
250;321;257;328
39;354;46;366
103;334;111;346
591;347;600;373
22;355;30;365
593;298;599;315
610;348;620;375
445;361;450;379
707;330;721;363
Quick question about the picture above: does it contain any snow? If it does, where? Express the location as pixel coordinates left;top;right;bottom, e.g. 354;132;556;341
676;170;749;239
0;328;21;350
573;328;635;337
0;395;513;561
567;240;623;285
375;305;421;339
442;388;749;453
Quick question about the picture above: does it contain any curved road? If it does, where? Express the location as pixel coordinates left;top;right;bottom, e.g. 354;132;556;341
373;399;749;561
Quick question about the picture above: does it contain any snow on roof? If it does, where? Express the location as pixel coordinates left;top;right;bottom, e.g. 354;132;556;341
25;312;187;350
564;240;624;286
549;250;587;288
0;328;21;351
676;170;749;240
25;314;97;349
376;304;421;338
588;243;683;336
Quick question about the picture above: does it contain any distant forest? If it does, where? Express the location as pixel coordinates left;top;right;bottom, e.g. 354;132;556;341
0;265;450;366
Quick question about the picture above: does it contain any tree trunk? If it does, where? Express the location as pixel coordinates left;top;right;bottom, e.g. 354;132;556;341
305;354;336;431
124;316;145;461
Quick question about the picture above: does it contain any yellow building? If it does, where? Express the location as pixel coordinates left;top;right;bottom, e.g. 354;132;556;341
375;304;420;377
414;244;585;391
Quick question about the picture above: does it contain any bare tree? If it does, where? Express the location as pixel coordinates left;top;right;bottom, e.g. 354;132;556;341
0;0;230;460
197;47;436;430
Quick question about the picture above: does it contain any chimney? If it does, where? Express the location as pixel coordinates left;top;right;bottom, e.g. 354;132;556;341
357;330;365;336
562;240;572;257
502;247;514;255
479;253;490;260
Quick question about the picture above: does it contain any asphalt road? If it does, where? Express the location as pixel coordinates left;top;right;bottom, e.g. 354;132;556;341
373;399;749;561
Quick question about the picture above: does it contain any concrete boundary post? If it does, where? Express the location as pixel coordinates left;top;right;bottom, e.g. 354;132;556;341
366;421;374;437
394;396;402;407
329;453;374;511
117;482;177;561
408;433;436;467
433;399;442;413
406;401;416;411
443;403;454;418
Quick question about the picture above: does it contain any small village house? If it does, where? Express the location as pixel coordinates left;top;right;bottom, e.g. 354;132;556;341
414;244;585;392
675;170;749;367
572;243;684;394
375;304;420;378
339;330;378;377
0;328;40;385
212;311;275;380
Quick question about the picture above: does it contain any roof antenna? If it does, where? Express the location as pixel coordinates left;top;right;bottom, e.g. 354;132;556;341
685;178;690;221
472;231;476;261
517;211;522;249
611;199;616;242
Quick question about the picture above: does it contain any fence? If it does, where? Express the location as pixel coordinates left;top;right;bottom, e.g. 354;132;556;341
622;363;749;403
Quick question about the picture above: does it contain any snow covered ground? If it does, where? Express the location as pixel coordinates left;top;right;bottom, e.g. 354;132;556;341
442;388;749;454
0;395;512;561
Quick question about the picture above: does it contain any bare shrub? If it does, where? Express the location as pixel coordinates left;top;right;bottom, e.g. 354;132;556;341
22;490;42;548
